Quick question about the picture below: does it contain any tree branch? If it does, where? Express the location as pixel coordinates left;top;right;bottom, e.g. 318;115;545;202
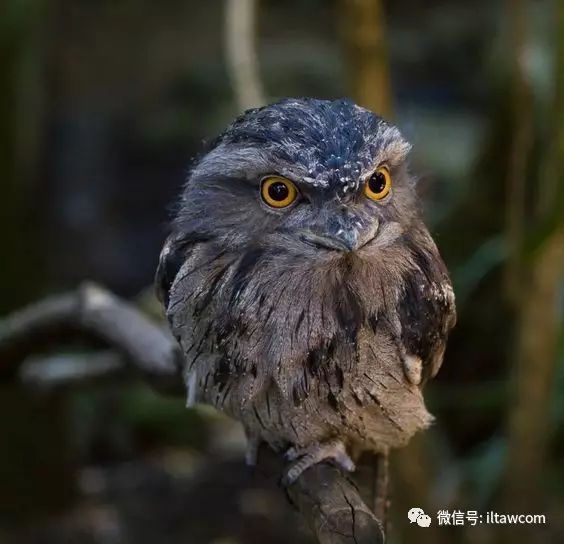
286;462;385;544
0;282;183;394
19;350;127;391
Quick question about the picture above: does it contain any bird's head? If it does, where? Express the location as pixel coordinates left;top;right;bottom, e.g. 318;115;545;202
174;98;418;267
159;98;441;388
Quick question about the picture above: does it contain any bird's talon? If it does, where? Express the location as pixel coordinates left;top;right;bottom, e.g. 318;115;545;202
282;439;355;485
284;446;300;461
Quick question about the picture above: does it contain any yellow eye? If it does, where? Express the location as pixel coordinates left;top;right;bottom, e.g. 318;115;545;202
261;176;298;208
364;166;392;201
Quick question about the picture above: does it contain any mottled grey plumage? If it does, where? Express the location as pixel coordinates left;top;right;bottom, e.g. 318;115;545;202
156;98;456;479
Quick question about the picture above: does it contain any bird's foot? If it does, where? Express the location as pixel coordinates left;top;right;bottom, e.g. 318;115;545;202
283;439;355;485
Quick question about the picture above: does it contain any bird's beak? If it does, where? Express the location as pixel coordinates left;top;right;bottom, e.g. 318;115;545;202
300;215;377;252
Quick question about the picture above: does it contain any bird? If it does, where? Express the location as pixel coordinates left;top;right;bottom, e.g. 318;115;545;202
156;98;456;483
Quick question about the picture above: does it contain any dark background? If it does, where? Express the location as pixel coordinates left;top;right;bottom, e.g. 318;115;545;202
1;0;563;542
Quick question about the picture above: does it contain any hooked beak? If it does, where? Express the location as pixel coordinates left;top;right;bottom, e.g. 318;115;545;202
300;216;378;252
300;230;359;252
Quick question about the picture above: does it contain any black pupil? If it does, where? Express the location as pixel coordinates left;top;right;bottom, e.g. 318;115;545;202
368;172;386;194
268;181;289;201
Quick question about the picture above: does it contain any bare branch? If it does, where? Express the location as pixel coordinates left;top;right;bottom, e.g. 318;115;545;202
224;0;266;111
0;282;183;394
19;350;126;391
286;462;385;544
